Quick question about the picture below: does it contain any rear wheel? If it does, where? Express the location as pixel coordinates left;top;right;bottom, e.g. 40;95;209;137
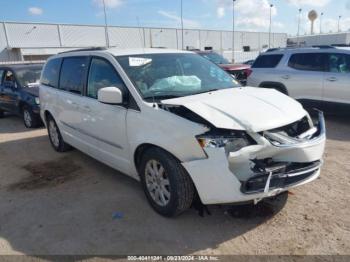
23;106;40;128
47;115;71;152
139;147;195;217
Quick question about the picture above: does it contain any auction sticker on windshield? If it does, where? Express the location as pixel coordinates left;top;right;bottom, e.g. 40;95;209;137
129;57;152;67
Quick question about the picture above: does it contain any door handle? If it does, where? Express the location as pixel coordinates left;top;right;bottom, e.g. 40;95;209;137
326;77;337;82
281;75;290;80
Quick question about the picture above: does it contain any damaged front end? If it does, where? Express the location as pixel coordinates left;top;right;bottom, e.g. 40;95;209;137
179;109;326;205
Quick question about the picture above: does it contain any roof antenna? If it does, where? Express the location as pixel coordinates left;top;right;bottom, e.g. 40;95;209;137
102;0;110;48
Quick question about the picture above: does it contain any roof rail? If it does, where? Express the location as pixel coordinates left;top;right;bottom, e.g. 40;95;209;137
311;45;335;49
0;60;45;65
58;47;107;54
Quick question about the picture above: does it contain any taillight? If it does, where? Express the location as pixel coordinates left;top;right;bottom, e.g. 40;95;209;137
244;68;253;78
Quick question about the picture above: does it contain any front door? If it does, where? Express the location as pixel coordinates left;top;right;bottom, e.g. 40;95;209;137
1;70;19;113
81;57;130;174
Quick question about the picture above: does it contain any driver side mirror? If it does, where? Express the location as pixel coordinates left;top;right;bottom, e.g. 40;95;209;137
98;86;123;105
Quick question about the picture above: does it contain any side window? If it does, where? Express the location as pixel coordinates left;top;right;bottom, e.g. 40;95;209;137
0;70;4;85
3;71;16;88
87;58;126;99
41;58;62;88
288;53;326;72
328;53;350;73
59;57;88;95
252;54;283;68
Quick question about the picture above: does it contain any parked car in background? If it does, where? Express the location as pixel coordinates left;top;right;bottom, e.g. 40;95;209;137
195;50;251;85
247;47;350;112
0;63;43;127
40;48;325;217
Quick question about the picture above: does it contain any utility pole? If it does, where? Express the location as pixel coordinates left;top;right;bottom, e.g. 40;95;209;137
269;4;273;48
181;0;184;50
232;0;236;63
297;8;302;46
320;12;323;34
102;0;110;47
338;15;342;32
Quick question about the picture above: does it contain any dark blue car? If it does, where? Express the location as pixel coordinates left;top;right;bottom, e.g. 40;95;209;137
0;63;43;128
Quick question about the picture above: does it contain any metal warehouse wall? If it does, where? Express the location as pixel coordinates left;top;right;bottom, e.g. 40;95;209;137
288;33;350;47
0;21;287;62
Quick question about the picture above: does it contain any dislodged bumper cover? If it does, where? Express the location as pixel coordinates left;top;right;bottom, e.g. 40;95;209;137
182;111;326;205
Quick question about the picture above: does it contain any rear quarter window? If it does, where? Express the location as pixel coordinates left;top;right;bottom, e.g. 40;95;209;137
0;69;4;84
252;54;283;68
41;58;62;88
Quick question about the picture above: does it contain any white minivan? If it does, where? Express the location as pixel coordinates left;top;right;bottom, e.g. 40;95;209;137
40;48;326;217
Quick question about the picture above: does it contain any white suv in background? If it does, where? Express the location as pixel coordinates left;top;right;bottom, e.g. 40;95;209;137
40;48;325;217
247;47;350;111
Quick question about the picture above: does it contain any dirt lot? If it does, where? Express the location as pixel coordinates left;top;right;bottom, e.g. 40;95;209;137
0;114;349;256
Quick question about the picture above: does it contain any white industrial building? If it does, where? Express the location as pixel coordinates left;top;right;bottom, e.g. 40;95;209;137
288;32;350;47
0;21;287;63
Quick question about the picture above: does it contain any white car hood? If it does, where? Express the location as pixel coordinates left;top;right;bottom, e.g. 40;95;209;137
161;87;307;132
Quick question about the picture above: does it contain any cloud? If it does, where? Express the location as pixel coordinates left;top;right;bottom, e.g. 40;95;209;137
28;7;43;15
217;7;225;18
286;0;330;7
157;10;200;28
92;0;122;9
322;18;350;33
215;0;283;30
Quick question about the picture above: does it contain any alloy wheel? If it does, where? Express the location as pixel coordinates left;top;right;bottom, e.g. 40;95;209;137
144;159;171;206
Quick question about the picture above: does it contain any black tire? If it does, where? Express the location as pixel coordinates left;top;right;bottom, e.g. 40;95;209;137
46;115;71;152
139;147;195;217
0;109;4;118
22;106;40;128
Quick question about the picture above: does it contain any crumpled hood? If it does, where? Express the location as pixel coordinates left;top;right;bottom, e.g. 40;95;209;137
161;87;307;132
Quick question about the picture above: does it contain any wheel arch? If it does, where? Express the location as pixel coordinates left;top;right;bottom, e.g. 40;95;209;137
133;143;201;205
134;143;182;173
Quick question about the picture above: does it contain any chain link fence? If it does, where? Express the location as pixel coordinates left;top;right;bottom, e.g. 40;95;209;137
1;21;287;63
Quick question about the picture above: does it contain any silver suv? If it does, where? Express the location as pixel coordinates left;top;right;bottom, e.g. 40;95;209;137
247;47;350;111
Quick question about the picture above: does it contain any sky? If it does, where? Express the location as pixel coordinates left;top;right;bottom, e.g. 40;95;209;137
0;0;349;36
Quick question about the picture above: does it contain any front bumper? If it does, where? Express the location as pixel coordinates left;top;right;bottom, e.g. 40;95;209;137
182;111;326;205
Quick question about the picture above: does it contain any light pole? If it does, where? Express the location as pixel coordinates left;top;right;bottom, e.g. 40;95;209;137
297;8;302;46
269;4;273;48
320;12;323;34
232;0;236;63
338;15;342;32
102;0;110;47
180;0;184;50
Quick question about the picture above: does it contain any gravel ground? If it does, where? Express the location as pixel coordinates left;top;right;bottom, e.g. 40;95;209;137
0;114;349;256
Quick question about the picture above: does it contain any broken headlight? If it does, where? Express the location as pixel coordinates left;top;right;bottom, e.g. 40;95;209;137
196;131;254;152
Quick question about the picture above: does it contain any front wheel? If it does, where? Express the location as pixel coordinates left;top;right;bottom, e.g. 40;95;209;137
47;116;71;152
139;147;195;217
23;106;40;128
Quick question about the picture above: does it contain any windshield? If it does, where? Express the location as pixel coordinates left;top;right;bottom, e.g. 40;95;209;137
15;67;42;87
116;53;240;101
199;52;230;64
